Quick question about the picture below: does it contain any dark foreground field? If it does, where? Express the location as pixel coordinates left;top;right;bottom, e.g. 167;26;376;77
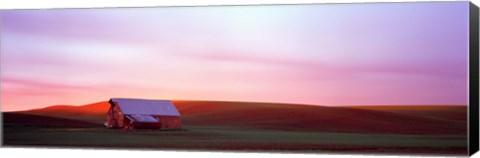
2;101;468;155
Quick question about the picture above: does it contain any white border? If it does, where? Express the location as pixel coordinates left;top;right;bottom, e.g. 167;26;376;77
0;0;478;158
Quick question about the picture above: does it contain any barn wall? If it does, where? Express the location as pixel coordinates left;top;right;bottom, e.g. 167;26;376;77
123;117;134;129
155;116;181;129
105;107;114;128
132;122;162;129
105;102;126;128
113;104;125;128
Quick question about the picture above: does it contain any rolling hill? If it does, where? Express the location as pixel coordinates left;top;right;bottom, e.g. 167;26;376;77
19;101;110;123
3;113;101;128
347;105;467;121
15;100;467;135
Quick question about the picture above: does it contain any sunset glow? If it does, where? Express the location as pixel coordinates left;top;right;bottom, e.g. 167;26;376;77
0;2;469;111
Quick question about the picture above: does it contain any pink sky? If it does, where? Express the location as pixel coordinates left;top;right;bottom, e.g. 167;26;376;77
0;2;470;111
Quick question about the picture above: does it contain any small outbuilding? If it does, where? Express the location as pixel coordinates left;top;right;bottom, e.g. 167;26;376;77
105;98;181;130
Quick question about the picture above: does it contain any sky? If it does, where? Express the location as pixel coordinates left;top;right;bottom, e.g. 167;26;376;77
0;2;470;111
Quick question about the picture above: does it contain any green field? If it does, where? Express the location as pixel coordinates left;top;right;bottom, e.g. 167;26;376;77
3;125;466;155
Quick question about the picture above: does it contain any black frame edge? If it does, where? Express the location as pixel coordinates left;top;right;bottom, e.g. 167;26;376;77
469;1;480;156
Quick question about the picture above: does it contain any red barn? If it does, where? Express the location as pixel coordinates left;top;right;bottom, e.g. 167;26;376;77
105;98;181;130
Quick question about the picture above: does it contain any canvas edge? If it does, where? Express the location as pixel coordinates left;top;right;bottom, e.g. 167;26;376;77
469;1;480;156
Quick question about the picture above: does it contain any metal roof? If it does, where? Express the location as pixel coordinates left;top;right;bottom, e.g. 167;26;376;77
125;114;159;123
110;98;181;116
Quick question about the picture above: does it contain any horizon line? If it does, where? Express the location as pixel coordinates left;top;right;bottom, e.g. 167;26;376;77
1;98;468;112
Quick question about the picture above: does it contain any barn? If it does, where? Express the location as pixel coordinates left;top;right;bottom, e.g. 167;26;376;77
105;98;181;130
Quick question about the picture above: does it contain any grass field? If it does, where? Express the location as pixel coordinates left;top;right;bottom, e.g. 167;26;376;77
2;100;468;155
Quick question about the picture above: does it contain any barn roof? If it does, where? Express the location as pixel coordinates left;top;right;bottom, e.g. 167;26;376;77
125;114;159;123
110;98;181;116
